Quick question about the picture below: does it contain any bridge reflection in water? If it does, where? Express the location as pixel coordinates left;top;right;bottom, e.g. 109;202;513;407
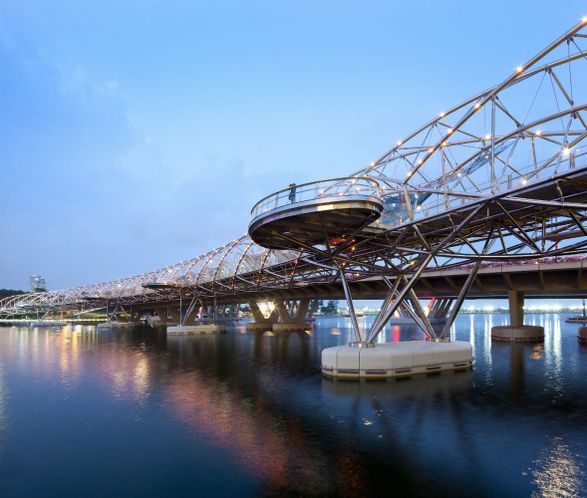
0;316;585;497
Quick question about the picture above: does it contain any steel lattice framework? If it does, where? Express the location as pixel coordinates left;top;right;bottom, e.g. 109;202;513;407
4;19;587;334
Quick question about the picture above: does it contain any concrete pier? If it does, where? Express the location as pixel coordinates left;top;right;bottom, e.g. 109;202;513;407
272;299;311;332
245;299;311;332
245;300;277;332
491;291;544;342
245;321;274;332
272;322;312;332
166;324;226;336
321;341;473;379
491;325;544;342
97;321;135;329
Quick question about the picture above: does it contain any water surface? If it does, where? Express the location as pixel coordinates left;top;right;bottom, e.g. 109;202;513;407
0;313;585;497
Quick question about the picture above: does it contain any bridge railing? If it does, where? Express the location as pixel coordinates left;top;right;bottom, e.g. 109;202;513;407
250;176;382;220
375;150;587;229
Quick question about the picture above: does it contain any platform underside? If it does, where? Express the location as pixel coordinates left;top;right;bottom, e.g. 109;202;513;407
321;341;473;379
249;195;382;249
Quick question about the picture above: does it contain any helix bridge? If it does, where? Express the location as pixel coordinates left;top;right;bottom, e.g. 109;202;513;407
3;19;587;375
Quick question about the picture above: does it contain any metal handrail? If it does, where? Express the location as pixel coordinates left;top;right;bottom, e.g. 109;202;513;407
250;176;383;220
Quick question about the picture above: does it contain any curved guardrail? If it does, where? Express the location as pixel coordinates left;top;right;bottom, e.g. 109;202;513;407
250;176;383;221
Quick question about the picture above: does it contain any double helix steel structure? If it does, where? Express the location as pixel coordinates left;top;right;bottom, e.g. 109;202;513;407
3;19;587;343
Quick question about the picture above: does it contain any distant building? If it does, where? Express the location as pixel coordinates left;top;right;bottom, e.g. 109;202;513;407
30;275;47;293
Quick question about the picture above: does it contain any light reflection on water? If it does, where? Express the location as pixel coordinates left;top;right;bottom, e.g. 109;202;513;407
0;313;585;497
529;436;584;498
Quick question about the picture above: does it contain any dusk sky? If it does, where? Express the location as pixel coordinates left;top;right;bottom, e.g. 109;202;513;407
1;1;585;290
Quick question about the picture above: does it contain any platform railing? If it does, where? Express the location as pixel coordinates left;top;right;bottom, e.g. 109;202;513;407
250;176;383;220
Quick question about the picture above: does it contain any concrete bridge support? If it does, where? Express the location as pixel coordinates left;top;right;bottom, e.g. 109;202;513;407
155;307;169;323
429;298;454;321
181;307;198;325
491;290;544;342
272;299;311;332
246;301;278;332
427;298;454;330
166;298;226;336
168;307;181;324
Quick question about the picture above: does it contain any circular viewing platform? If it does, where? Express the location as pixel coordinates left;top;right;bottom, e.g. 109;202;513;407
248;177;383;249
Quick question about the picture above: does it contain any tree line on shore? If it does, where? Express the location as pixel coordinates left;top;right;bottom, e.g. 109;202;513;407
0;289;25;300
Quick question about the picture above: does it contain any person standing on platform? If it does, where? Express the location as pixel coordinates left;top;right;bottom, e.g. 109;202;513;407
288;183;297;203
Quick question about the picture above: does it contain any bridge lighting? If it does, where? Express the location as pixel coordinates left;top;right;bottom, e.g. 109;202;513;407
370;162;375;167
418;159;424;165
406;170;413;177
396;140;402;146
441;141;448;147
439;112;446;118
521;178;528;186
563;147;572;157
535;130;542;136
582;15;587;23
516;65;524;73
484;134;492;140
474;102;481;109
428;147;434;153
447;128;454;135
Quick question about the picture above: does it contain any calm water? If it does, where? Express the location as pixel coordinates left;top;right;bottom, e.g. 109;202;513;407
0;313;586;497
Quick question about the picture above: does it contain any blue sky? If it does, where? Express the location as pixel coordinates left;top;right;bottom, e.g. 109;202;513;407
1;1;586;290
